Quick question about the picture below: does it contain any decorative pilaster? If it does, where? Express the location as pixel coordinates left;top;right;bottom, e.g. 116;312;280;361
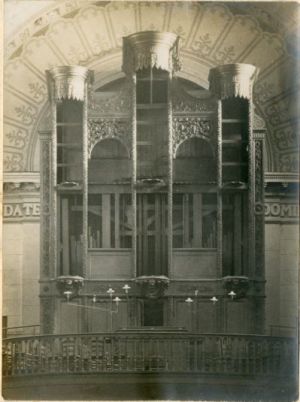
217;101;222;277
131;73;137;277
168;71;173;276
248;98;256;277
50;94;57;276
82;82;88;276
254;132;265;278
40;297;56;334
39;131;51;278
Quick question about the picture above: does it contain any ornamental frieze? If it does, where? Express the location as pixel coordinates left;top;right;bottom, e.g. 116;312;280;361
172;84;216;114
3;200;298;221
88;118;131;157
89;83;131;116
3;182;40;192
172;117;213;157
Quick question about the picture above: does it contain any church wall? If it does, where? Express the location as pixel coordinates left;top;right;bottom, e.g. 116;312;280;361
3;221;40;331
2;175;41;334
264;191;298;336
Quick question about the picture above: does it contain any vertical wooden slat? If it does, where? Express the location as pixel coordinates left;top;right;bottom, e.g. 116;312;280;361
193;194;202;247
234;194;242;275
183;194;190;247
243;192;248;274
138;195;141;274
217;100;223;277
61;198;69;275
115;193;120;248
143;195;148;274
102;194;111;248
155;195;160;274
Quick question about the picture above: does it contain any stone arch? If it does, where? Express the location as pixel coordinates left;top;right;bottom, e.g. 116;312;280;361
4;1;299;173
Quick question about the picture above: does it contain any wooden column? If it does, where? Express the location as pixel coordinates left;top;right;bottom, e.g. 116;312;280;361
82;82;88;276
217;100;223;277
167;71;173;276
248;98;255;277
131;73;137;277
50;95;58;277
39;131;52;278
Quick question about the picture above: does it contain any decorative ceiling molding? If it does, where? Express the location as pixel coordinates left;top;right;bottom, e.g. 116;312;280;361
3;1;299;173
265;172;299;184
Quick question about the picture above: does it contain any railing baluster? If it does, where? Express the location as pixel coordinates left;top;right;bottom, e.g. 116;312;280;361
2;332;295;380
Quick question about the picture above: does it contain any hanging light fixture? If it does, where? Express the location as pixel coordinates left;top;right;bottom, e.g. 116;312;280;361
228;290;237;300
63;290;72;302
107;287;115;297
122;284;131;294
185;297;194;304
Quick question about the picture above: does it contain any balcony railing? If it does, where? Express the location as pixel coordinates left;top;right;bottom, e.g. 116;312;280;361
2;332;296;378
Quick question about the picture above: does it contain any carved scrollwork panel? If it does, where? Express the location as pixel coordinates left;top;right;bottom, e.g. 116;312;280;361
89;82;131;115
88;118;131;158
254;137;265;277
40;138;51;278
172;117;213;157
40;297;55;334
172;84;216;114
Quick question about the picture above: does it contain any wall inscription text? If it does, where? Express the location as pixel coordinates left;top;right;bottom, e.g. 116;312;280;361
4;203;40;218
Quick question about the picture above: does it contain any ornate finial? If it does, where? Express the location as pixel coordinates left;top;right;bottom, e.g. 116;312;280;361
208;63;259;100
46;66;94;101
122;31;181;75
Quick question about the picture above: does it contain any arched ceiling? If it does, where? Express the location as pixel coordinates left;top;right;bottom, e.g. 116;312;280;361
3;1;299;172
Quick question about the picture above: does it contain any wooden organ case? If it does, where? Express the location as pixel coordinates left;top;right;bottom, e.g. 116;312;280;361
41;31;265;335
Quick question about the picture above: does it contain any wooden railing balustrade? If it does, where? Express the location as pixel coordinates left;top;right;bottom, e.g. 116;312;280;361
2;332;296;378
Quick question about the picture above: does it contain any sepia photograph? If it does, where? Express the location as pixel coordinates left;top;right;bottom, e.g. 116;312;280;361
2;0;299;400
